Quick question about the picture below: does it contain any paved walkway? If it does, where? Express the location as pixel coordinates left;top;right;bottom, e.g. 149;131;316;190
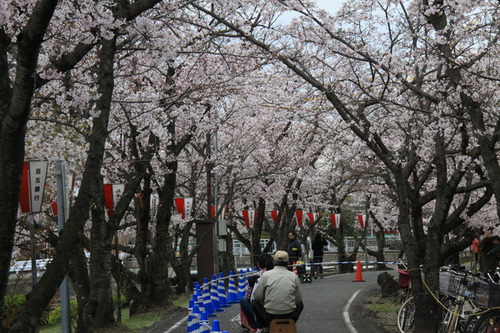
143;270;391;333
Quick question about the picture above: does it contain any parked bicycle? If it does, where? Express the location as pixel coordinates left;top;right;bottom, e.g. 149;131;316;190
396;260;414;333
396;263;500;333
469;270;500;333
436;266;483;333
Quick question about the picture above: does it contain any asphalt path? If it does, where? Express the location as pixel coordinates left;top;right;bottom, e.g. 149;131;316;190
144;270;389;333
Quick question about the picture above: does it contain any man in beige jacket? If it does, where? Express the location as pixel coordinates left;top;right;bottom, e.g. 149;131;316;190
251;251;304;332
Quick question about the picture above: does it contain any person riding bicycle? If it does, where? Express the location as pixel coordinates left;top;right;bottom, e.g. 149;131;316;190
251;251;304;333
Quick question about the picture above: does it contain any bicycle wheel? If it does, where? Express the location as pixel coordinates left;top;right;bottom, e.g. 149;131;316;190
437;297;456;333
397;297;415;333
464;314;481;333
473;310;500;333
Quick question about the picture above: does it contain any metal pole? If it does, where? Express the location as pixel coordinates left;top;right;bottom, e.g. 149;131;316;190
56;161;71;333
29;214;37;287
206;132;218;274
213;108;227;265
250;229;254;268
115;235;121;323
29;215;40;332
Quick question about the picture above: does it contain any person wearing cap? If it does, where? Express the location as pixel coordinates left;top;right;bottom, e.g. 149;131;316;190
251;250;304;332
240;253;274;331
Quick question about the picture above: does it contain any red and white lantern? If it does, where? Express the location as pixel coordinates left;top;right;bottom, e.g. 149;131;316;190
329;214;341;229
242;209;258;229
307;212;319;225
104;184;125;217
211;205;228;219
174;197;193;219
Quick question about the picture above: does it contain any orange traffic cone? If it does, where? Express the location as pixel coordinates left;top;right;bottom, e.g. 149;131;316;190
353;260;365;282
293;262;298;275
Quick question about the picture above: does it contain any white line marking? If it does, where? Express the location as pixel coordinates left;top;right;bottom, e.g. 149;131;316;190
342;288;362;333
231;313;241;323
163;316;187;333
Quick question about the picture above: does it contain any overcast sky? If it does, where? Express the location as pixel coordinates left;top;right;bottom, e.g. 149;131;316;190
315;0;345;13
278;0;345;23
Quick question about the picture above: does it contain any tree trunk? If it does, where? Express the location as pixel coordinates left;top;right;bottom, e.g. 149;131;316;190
130;176;153;316
366;213;387;270
77;178;115;333
0;2;58;330
131;159;176;314
220;232;235;276
172;223;195;294
70;246;91;331
9;33;117;333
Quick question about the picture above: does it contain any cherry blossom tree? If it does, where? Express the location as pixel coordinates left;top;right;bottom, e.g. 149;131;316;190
1;1;497;332
1;0;183;331
0;1;61;330
189;0;499;330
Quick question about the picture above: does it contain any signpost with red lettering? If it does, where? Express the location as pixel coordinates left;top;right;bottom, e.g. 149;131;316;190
18;160;49;288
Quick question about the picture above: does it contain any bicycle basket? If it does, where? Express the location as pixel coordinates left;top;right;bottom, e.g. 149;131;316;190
439;269;479;298
475;279;500;307
439;269;453;296
398;269;410;288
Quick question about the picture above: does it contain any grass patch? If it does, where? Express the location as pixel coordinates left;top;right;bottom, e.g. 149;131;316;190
40;293;190;333
40;308;163;333
365;302;400;313
39;324;61;333
172;293;190;308
121;309;163;332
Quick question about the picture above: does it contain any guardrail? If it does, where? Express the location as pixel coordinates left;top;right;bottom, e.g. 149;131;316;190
9;259;52;274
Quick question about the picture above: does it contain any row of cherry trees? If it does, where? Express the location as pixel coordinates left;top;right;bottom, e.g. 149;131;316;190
192;0;499;331
0;0;498;332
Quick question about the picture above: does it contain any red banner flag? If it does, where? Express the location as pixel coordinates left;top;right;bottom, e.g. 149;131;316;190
357;214;365;229
50;201;58;216
174;197;193;219
329;214;337;229
242;210;257;229
242;210;250;229
174;198;185;218
104;184;124;217
104;184;113;216
307;212;319;225
19;162;31;213
270;210;278;224
295;210;303;227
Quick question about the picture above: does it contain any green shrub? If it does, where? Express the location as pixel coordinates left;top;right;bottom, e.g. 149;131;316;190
47;299;78;325
113;294;128;307
2;294;26;328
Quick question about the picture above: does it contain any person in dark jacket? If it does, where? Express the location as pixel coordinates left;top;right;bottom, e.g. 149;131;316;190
287;231;302;271
311;232;328;278
479;235;500;275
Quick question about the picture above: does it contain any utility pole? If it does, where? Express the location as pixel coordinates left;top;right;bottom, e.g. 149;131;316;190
56;161;71;333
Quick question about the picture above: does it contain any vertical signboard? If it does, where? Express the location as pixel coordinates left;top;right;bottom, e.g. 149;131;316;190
19;161;49;213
